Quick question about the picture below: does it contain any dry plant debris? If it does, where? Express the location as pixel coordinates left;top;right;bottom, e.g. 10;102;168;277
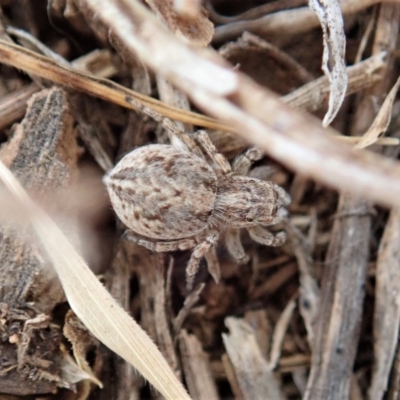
1;1;400;399
308;0;347;127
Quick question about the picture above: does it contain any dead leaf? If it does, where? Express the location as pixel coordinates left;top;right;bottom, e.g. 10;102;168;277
63;310;103;388
309;0;347;127
355;75;400;149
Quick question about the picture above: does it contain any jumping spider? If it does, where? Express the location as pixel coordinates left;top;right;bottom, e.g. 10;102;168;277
104;109;290;289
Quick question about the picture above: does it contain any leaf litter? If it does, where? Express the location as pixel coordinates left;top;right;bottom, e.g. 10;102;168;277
0;1;400;399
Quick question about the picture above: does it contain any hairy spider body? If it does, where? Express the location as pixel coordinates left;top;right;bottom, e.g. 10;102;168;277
105;145;218;239
214;176;289;228
105;132;290;289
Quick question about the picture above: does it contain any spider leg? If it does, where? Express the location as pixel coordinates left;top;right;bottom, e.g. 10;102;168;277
193;130;232;176
248;165;275;180
186;232;219;290
232;147;264;175
225;229;250;264
124;95;203;158
247;226;286;247
273;183;291;207
205;246;221;283
123;230;197;251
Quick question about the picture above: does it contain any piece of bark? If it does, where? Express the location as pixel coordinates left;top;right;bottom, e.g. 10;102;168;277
0;87;79;311
179;329;219;400
222;317;285;400
387;333;400;400
0;87;80;395
99;242;144;400
244;310;272;360
286;223;319;347
304;195;371;400
135;250;181;381
370;208;400;397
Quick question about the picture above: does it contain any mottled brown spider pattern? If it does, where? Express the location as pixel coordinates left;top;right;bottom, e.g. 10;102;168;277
104;111;290;289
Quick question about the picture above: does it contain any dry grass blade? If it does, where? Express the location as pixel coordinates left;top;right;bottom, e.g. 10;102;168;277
309;0;347;126
0;161;190;400
355;75;400;149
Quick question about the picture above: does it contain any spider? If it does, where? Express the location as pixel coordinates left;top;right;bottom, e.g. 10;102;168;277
104;106;290;290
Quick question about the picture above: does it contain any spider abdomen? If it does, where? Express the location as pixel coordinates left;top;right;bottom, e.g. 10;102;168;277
104;144;218;239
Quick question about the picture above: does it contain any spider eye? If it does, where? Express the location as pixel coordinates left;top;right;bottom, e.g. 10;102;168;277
246;208;256;223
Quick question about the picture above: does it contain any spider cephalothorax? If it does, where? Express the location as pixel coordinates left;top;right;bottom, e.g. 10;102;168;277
104;130;290;289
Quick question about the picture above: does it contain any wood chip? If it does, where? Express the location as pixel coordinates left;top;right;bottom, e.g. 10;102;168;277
179;329;219;399
223;317;285;400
